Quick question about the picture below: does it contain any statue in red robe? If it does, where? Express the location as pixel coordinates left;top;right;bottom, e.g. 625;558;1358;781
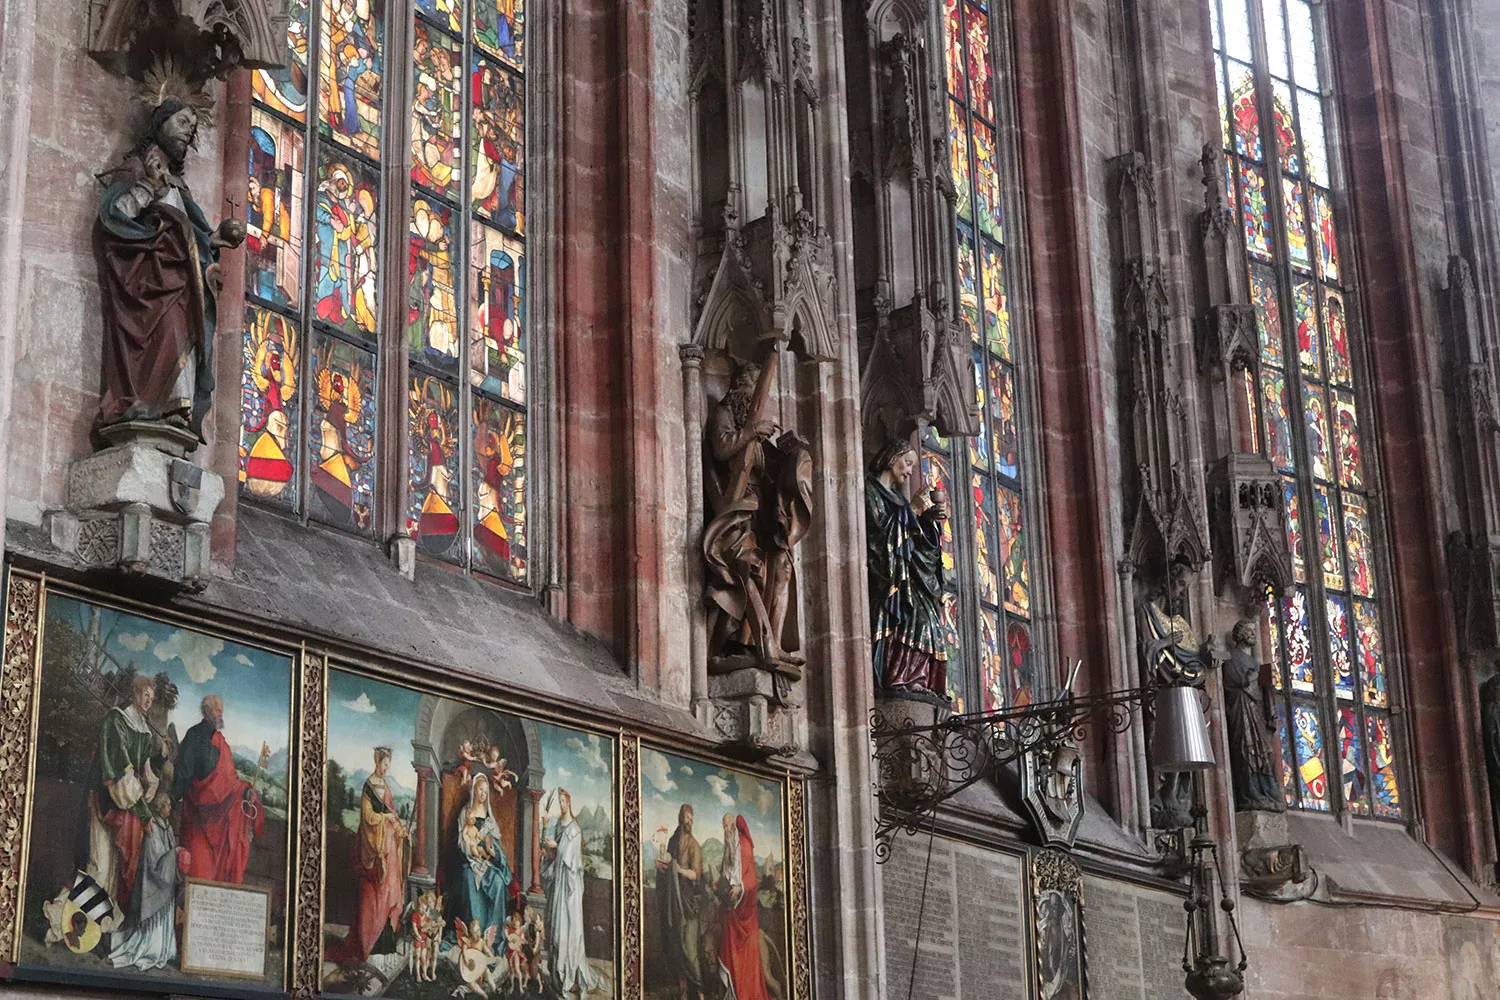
716;814;771;1000
172;696;263;884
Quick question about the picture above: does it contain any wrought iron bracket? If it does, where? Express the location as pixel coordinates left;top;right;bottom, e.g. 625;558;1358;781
870;684;1155;860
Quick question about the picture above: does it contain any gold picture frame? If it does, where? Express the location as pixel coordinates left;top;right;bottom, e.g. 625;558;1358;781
1031;848;1088;1000
0;569;817;1000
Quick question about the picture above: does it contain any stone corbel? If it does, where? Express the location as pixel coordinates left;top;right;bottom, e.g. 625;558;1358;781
859;296;980;445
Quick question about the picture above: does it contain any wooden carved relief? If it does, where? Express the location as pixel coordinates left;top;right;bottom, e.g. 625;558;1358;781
620;735;643;1000
0;571;42;963
291;650;328;1000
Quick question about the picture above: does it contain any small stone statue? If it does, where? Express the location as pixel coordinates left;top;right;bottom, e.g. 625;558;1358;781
865;438;949;700
94;90;245;447
1139;562;1205;829
703;357;813;672
1482;674;1500;869
1223;618;1285;813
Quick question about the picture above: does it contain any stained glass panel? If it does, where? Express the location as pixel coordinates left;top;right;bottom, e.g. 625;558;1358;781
1324;288;1353;385
1262;0;1288;80
247;109;305;309
969;351;990;472
471;397;527;582
957;223;980;344
469;222;526;403
964;3;994;122
1008;621;1035;709
1299;91;1328;186
949;105;972;221
1271;83;1300;175
313;148;381;339
416;0;461;34
1327;594;1353;700
1292;703;1330;810
1220;0;1252;63
254;0;311;121
940;593;965;713
319;0;385;160
1283;179;1310;270
1251;263;1284;365
1342;492;1376;598
1294;279;1321;378
409;196;461;371
1287;0;1318;89
240;306;300;508
473;0;525;71
944;0;966;102
1338;707;1369;814
308;331;377;534
1354;600;1388;708
1283;477;1306;583
1304;384;1332;482
1241;163;1273;258
1243;366;1262;452
1367;714;1401;818
980;242;1010;360
407;374;463;562
1230;73;1262;161
923;447;959;578
997;487;1030;617
990;359;1018;480
972;122;1004;242
1332;390;1364;489
411;21;462;198
1312;484;1344;591
1313;188;1340;282
1262;369;1294;472
471;55;526;233
1283;587;1314;693
1267;585;1285;690
972;473;1000;606
979;608;1005;713
1275;702;1295;805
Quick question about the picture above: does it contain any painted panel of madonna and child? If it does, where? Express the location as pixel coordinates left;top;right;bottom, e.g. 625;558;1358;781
320;668;617;999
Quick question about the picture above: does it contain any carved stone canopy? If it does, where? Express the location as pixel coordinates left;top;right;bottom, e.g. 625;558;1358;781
859;296;980;447
1208;452;1294;601
90;0;290;82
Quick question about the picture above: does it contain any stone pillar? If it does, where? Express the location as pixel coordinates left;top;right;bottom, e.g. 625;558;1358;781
411;765;433;877
528;787;544;895
680;345;709;722
0;0;37;558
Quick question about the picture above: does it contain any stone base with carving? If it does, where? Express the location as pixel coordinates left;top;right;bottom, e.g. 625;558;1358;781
1236;809;1307;894
706;666;799;758
46;430;224;590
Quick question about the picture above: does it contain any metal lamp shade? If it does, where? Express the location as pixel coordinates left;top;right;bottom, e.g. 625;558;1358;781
1150;685;1215;772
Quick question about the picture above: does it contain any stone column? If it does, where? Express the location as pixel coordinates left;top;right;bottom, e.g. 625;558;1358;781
680;345;709;722
528;787;544;894
411;764;433;877
0;0;37;559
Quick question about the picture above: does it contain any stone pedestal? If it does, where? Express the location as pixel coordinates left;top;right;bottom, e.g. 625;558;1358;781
707;665;799;756
871;695;947;809
47;429;224;589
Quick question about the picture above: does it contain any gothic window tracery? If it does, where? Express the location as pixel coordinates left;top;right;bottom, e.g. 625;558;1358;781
921;0;1035;713
1210;0;1400;818
241;0;530;586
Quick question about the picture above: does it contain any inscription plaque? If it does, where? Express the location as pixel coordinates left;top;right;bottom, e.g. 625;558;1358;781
180;878;271;979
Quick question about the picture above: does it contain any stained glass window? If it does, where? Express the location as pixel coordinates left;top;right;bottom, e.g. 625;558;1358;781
1212;0;1401;818
242;0;533;586
922;0;1039;713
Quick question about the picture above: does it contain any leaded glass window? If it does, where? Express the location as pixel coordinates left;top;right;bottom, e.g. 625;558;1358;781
921;0;1036;714
243;0;530;586
1210;0;1400;818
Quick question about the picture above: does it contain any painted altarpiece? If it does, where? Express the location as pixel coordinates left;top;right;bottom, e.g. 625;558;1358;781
0;570;813;1000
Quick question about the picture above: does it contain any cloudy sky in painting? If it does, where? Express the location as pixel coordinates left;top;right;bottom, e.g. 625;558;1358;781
50;595;293;770
640;747;783;865
325;669;617;823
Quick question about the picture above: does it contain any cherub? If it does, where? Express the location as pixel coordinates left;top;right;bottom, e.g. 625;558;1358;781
483;746;519;795
500;911;527;992
523;906;546;991
453;918;500;998
406;890;444;982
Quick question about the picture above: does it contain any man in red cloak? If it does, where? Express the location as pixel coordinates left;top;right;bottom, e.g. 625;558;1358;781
173;695;264;884
717;813;771;1000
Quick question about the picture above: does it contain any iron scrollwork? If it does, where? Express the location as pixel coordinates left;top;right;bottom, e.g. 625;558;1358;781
870;682;1152;860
